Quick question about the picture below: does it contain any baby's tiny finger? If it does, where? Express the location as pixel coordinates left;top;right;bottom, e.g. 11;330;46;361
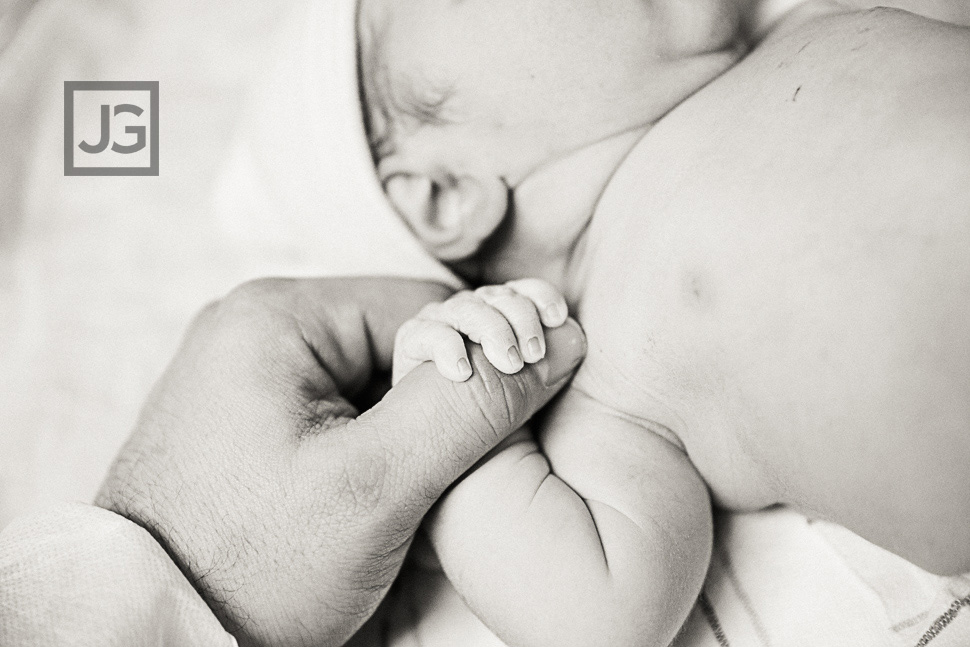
433;342;473;383
395;319;472;383
475;285;545;363
426;293;524;374
504;278;568;328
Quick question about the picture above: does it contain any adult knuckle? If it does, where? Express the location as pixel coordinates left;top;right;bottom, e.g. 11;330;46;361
471;367;528;436
224;277;291;308
326;439;390;517
209;279;297;340
439;387;505;460
407;373;502;459
300;399;358;438
217;283;274;323
184;298;223;336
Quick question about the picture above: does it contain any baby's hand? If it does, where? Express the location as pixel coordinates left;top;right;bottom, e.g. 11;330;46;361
393;279;568;385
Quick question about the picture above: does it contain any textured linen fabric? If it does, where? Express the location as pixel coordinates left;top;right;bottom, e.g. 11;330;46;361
0;503;236;647
383;510;970;647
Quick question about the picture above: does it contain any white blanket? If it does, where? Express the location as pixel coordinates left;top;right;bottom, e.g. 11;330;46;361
1;2;969;646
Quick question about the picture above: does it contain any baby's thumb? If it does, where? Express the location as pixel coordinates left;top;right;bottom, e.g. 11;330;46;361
356;319;586;513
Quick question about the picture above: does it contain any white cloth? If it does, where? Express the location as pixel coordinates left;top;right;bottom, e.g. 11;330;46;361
383;510;970;647
2;1;969;647
0;503;236;647
208;0;450;282
681;510;970;647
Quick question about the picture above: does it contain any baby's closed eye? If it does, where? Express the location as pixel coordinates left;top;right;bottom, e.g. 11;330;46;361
397;75;456;127
392;278;568;385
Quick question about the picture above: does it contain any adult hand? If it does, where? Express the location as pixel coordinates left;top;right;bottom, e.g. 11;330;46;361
95;277;585;647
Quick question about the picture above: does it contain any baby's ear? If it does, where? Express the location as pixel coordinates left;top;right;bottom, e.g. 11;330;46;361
382;171;508;262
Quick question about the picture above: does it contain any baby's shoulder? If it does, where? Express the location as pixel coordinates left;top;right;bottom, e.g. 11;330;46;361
753;4;970;82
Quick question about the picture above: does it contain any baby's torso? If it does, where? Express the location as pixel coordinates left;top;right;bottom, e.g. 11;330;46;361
566;7;970;525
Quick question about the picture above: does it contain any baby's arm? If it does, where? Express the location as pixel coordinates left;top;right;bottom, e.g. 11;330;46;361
426;389;711;647
394;284;712;647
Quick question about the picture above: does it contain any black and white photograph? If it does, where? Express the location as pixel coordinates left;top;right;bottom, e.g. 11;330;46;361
1;0;970;645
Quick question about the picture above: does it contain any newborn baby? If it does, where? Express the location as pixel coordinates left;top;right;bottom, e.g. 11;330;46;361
358;0;970;645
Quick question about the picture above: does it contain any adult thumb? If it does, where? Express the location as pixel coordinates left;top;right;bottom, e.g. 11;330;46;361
355;319;586;512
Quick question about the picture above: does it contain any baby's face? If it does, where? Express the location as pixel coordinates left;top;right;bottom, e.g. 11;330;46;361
358;0;744;278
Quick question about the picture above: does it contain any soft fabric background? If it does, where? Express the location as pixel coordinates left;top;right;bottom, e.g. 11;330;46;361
2;2;970;646
0;0;448;529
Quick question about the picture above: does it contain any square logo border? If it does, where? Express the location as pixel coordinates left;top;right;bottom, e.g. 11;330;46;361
64;81;159;176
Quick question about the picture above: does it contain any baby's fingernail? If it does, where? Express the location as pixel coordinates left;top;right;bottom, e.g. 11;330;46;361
507;346;523;370
544;304;563;324
527;336;542;360
456;357;472;379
